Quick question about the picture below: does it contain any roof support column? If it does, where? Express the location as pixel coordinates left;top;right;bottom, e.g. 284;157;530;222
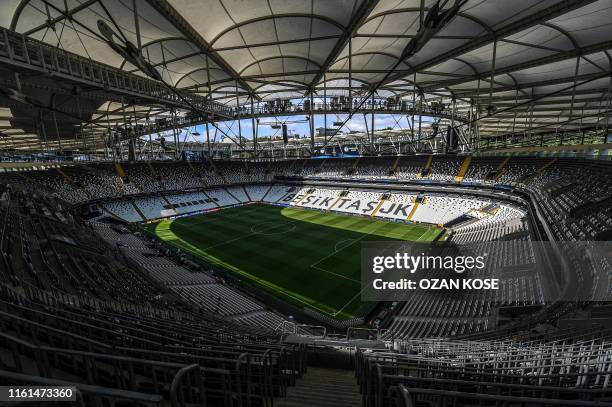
418;92;422;144
450;98;456;152
235;81;242;159
171;109;179;159
474;78;481;150
411;72;416;141
39;114;50;154
348;37;353;107
119;97;127;159
324;73;328;147
132;104;139;161
205;122;211;158
371;91;375;149
51;110;63;153
579;106;585;144
205;53;213;158
251;96;257;157
309;92;315;151
488;39;497;109
604;76;612;142
511;87;519;143
566;56;582;144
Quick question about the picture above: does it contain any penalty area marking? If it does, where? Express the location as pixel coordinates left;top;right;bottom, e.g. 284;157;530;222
330;231;406;317
334;238;357;251
309;223;384;286
311;264;360;284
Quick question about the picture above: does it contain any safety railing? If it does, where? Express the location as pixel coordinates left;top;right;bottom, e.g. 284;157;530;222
0;27;230;118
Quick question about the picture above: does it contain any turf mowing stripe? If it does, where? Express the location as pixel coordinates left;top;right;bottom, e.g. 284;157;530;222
145;204;441;321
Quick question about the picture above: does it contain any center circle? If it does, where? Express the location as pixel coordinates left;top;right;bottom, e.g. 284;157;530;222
251;221;296;235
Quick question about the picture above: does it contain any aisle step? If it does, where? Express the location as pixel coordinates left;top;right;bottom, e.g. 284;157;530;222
275;367;361;407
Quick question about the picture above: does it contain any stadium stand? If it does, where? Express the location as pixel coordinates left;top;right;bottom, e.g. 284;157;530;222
2;154;612;406
1;0;611;405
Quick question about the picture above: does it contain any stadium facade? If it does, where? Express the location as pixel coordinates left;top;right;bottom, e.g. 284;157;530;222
0;1;611;406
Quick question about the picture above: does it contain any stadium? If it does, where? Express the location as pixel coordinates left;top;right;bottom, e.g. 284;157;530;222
0;0;611;406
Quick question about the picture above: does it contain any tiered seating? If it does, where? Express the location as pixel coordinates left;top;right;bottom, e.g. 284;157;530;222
93;222;287;330
463;156;503;183
227;185;250;203
333;190;380;216
356;330;612;407
353;156;395;179
427;156;462;182
122;163;162;193
411;195;524;227
315;158;353;177
452;218;527;243
166;191;217;213
395;155;428;180
523;158;612;241
375;193;417;222
175;284;262;316
263;185;293;203
208;188;240;206
6;157;610;248
293;187;339;210
0;285;305;407
3;156;611;347
26;169;89;203
133;196;168;220
497;157;540;184
221;161;271;183
0;189;167;304
245;184;271;201
150;161;202;190
103;199;143;222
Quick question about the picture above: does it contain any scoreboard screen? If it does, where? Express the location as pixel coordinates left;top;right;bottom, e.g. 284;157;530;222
312;145;359;157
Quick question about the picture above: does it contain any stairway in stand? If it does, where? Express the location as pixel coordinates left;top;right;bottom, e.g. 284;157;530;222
276;367;361;407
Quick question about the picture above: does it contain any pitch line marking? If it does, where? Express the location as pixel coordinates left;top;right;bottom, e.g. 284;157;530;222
333;285;367;316
311;264;361;284
331;232;404;316
309;220;388;289
250;221;296;235
177;205;261;225
202;220;297;250
334;238;356;251
310;221;382;268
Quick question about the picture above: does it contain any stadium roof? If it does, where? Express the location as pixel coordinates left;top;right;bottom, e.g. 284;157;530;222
0;0;611;151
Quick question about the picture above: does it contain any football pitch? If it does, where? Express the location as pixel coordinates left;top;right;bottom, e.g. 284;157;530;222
143;204;442;320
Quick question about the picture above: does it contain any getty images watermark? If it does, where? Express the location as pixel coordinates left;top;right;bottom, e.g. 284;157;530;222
361;241;612;304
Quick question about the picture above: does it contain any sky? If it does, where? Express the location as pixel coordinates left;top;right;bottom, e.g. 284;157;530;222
165;113;434;144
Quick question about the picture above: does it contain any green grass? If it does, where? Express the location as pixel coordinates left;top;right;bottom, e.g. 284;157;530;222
143;204;440;320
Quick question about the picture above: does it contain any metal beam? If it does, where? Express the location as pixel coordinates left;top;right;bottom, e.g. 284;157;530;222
420;40;612;91
305;0;380;93
382;0;600;87
0;27;231;118
146;0;260;101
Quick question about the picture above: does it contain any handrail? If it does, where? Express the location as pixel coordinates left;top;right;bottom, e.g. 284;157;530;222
235;353;248;407
380;373;612;396
170;364;205;407
393;387;612;406
395;385;414;407
262;349;273;407
375;364;384;407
